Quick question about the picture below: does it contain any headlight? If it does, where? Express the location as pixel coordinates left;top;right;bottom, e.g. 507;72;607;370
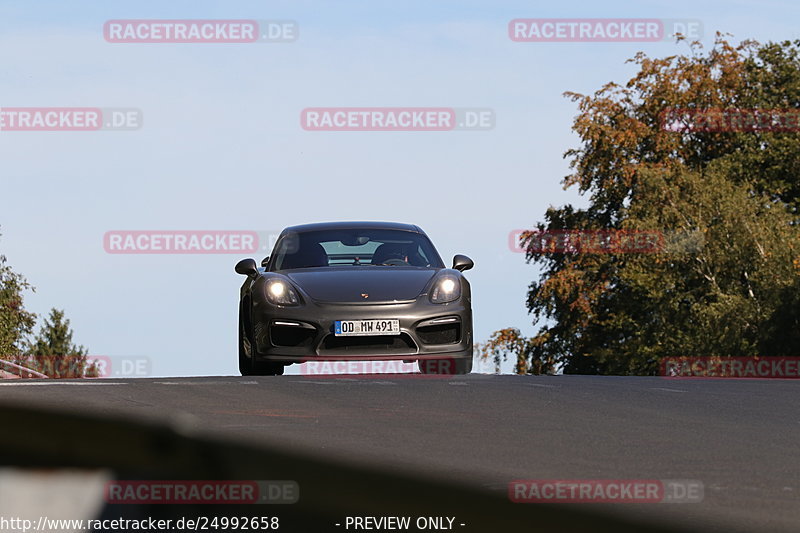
265;279;300;306
430;275;461;304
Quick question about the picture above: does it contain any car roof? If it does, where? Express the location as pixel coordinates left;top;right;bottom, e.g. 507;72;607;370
281;221;425;235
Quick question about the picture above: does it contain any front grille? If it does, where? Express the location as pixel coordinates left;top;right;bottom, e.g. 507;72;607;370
319;333;417;355
271;325;316;347
417;323;461;345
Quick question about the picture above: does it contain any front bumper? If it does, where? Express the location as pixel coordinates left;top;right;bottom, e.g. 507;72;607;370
250;296;472;364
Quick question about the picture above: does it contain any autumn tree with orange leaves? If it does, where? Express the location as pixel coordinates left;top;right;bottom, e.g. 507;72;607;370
481;35;800;375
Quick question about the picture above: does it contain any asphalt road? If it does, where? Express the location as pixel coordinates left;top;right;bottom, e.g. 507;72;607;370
1;373;798;532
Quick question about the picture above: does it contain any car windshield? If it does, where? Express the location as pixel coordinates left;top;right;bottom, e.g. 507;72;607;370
271;228;445;270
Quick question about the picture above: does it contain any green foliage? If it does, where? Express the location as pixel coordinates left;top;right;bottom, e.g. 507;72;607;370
1;227;94;378
0;234;36;359
16;308;98;378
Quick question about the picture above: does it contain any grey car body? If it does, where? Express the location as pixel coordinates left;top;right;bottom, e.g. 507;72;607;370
235;221;474;375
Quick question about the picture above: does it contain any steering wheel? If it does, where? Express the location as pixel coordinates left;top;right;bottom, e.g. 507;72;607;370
380;258;409;266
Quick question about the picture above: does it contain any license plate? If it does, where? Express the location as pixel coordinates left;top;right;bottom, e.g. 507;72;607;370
335;319;400;336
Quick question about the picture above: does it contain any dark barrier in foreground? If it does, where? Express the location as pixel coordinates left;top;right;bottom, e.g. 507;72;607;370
0;400;695;533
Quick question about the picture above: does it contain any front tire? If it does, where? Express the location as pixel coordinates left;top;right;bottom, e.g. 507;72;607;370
239;315;255;376
240;318;285;376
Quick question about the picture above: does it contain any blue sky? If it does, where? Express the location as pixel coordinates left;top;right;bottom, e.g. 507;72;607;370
1;0;798;376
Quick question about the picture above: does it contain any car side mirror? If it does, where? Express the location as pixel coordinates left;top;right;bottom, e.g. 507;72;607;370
261;256;270;267
452;254;474;272
235;258;259;278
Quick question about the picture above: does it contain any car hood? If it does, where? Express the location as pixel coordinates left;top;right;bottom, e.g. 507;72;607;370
285;268;438;303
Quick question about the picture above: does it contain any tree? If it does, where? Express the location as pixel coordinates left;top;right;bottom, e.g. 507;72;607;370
481;35;800;374
15;308;98;378
477;328;557;375
0;231;36;360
